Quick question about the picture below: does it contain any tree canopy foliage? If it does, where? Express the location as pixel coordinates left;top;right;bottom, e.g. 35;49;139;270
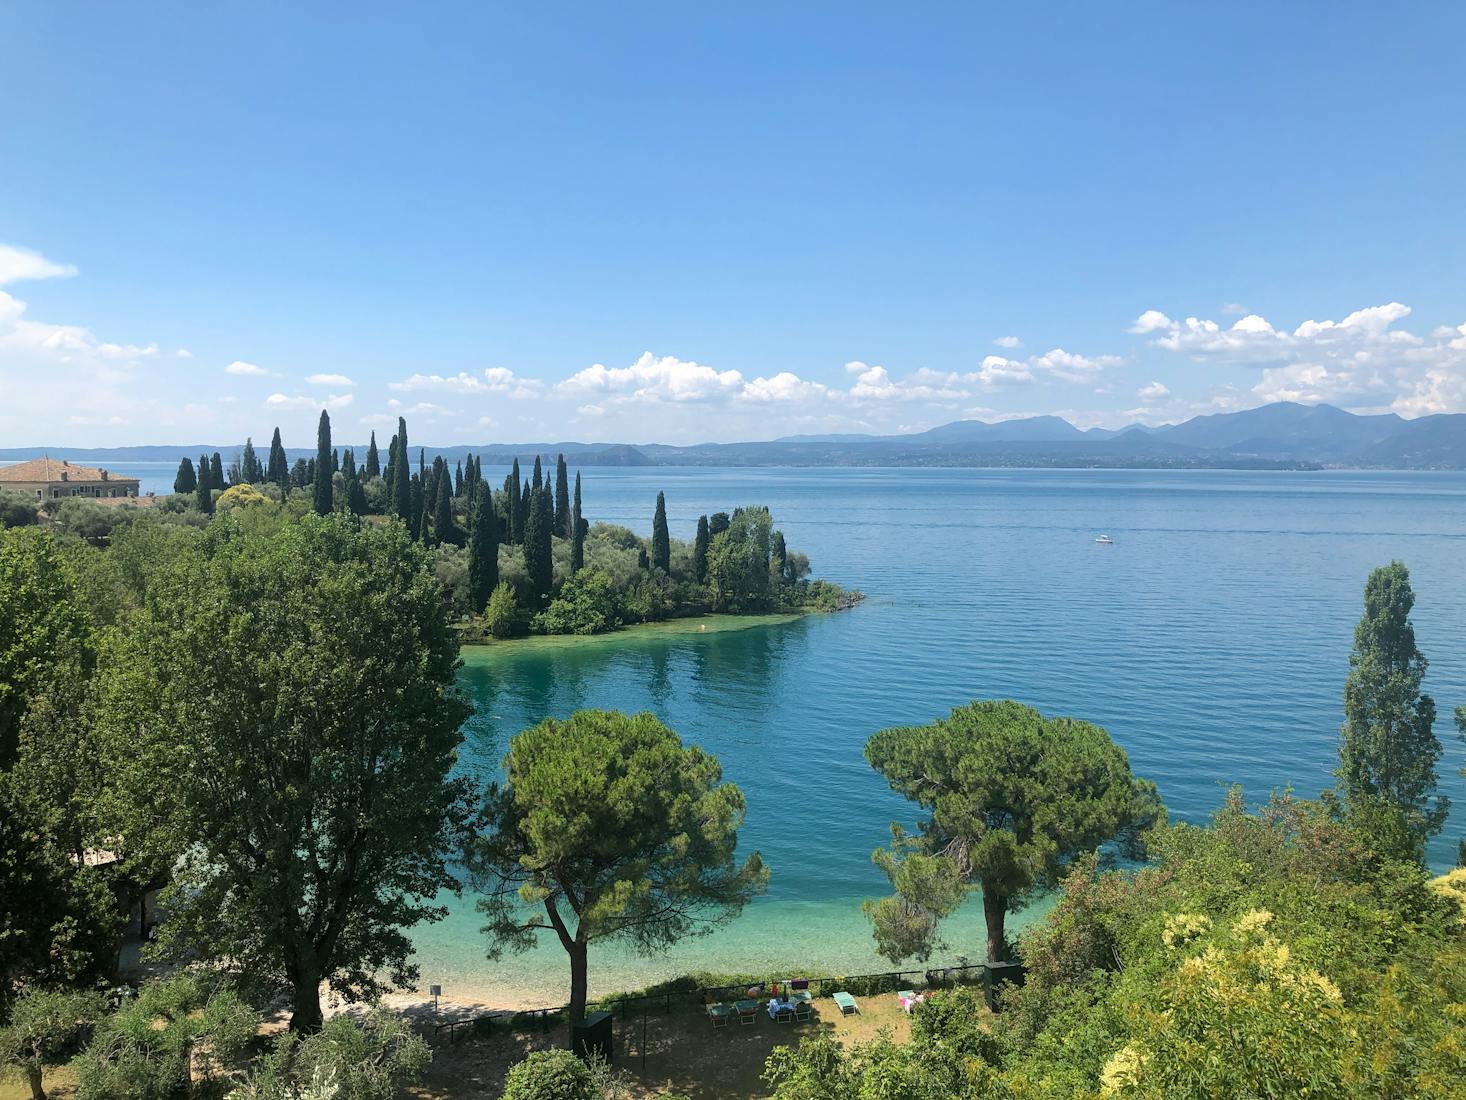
466;710;768;1022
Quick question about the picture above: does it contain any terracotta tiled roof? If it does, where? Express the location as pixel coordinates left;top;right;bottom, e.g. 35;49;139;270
0;457;137;484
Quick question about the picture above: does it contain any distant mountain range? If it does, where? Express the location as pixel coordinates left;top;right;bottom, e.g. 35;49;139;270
4;402;1464;470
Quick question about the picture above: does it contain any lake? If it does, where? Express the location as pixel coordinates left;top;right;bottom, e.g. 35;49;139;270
404;467;1466;1009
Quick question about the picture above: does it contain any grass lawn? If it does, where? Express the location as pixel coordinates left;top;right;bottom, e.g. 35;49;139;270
460;613;805;653
409;992;927;1099
0;1063;78;1100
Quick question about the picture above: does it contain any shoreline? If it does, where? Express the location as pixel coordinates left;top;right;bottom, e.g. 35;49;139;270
458;611;811;652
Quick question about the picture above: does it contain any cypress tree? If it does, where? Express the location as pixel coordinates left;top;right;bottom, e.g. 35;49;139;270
694;514;710;582
507;460;522;544
306;457;316;487
637;546;649;571
418;448;426;487
772;530;788;583
652;491;670;573
347;477;367;516
571;472;584;573
434;464;456;545
416;473;431;544
267;427;288;488
391;418;412;523
241;437;261;483
454;460;464;498
210;452;225;491
554;455;571;537
195;453;213;513
531;455;543;494
519;479;531;545
290;458;309;488
1338;561;1448;859
468;491;499;614
313;410;334;515
365;430;381;478
523;487;554;605
331;447;340;474
174;456;197;494
342;448;356;481
709;512;730;538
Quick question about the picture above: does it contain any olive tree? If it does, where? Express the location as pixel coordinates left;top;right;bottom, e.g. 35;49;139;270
864;699;1161;963
466;710;768;1023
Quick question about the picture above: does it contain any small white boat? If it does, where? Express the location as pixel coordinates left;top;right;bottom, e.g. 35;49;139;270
1095;534;1114;544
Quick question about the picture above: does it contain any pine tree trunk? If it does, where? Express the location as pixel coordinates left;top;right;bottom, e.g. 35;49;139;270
982;885;1008;962
26;1064;45;1100
568;939;589;1026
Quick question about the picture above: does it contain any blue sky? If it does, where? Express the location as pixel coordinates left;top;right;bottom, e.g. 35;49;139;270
3;3;1465;447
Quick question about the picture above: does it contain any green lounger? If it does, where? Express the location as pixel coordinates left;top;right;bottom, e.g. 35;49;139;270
832;991;858;1014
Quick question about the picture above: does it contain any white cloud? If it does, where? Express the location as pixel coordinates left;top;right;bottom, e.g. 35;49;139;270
1138;381;1170;400
390;367;542;398
1221;302;1248;315
993;335;1022;349
175;348;193;359
972;355;1033;387
265;392;354;410
1028;348;1122;383
306;372;355;386
742;371;832;403
226;360;268;376
0;244;77;286
557;352;744;403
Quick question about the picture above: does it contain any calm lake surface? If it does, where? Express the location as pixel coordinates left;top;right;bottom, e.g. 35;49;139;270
404;467;1466;1007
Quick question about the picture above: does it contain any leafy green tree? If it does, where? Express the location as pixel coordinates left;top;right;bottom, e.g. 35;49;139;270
210;452;225;491
501;1049;595;1100
1337;561;1447;860
0;987;103;1100
651;491;670;573
195;453;213;513
0;491;37;530
93;515;472;1032
347;476;368;516
227;1009;430;1100
391;418;411;523
289;458;310;490
570;473;584;573
485;581;524;639
864;700;1161;963
703;506;772;613
534;568;622;635
267;428;289;489
693;514;709;583
468;494;499;616
708;511;730;538
466;710;768;1023
523;487;554;605
172;457;196;495
554;455;571;537
0;528;92;767
313;410;334;515
365;430;380;479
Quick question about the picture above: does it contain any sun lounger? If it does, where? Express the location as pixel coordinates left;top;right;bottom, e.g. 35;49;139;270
734;998;759;1025
707;1003;732;1028
832;991;858;1014
898;990;922;1013
793;1000;813;1022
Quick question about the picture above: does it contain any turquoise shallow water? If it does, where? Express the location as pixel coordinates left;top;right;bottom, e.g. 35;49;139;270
413;467;1466;1006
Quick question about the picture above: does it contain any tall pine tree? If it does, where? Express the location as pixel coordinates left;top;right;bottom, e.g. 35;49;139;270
365;430;381;478
1338;561;1448;860
174;457;197;494
554;455;571;537
433;459;455;545
468;492;499;614
693;514;710;582
195;453;213;513
571;472;585;573
347;477;367;516
506;460;522;544
531;455;543;495
391;418;412;524
241;437;262;483
342;448;356;481
268;427;288;488
652;491;670;573
210;452;225;491
523;487;554;605
313;410;334;515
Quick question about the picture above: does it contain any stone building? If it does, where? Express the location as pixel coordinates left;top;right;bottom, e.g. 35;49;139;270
0;456;140;501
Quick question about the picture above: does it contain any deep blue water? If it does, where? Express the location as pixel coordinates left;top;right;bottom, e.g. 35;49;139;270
406;467;1466;1006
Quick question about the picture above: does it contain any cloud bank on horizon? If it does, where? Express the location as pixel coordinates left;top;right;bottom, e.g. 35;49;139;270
2;241;1464;447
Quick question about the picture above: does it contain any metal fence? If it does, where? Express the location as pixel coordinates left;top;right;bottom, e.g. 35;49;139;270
433;959;993;1042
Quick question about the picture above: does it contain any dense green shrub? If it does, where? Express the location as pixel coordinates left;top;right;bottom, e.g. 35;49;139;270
534;568;622;635
501;1048;596;1100
486;581;526;638
0;488;38;529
